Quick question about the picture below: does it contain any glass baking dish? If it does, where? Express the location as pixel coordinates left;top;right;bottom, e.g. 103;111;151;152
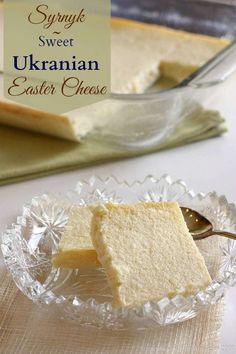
87;0;236;148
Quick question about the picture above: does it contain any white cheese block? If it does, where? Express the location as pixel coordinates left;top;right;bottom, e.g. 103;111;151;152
53;205;100;269
92;202;212;308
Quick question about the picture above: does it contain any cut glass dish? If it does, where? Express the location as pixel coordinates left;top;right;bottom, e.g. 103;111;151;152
1;175;236;329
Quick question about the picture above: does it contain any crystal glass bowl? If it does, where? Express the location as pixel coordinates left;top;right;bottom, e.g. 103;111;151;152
1;175;236;329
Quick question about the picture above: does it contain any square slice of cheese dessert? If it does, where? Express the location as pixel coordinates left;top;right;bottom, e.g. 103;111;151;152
53;205;100;269
91;202;211;308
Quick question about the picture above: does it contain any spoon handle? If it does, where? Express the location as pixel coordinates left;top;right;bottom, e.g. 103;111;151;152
192;230;236;241
213;230;236;241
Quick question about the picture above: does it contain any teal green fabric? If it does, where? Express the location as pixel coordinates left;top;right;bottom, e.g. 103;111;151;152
0;108;227;186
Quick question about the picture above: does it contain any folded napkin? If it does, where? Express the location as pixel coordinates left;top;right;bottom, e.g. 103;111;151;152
0;106;226;186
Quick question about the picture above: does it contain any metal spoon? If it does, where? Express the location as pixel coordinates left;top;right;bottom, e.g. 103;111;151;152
181;207;236;241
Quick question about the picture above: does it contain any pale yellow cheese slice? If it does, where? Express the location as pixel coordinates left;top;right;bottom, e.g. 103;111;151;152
53;205;100;269
91;202;211;308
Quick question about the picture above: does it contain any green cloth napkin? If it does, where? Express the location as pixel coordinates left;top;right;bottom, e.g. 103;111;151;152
0;107;227;186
